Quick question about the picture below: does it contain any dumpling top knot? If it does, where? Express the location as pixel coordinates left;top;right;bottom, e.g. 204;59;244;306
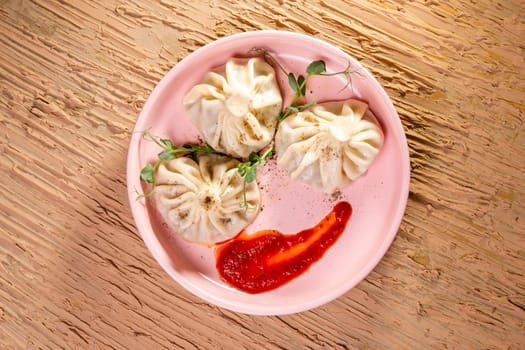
183;57;283;159
275;99;384;194
328;116;354;142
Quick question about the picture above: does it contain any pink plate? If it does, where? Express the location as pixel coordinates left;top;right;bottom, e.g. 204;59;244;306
126;31;410;315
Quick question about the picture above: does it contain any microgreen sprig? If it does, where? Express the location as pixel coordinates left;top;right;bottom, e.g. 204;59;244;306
138;131;273;209
250;48;359;124
237;146;273;210
137;130;222;198
143;129;220;161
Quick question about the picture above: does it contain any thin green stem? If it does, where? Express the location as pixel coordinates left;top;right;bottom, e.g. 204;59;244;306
241;179;254;211
142;129;165;148
250;48;289;77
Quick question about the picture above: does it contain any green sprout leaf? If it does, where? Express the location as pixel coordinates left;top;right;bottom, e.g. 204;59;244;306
158;149;175;160
297;75;306;96
306;60;326;75
245;167;257;183
140;164;156;183
288;73;300;96
248;151;259;164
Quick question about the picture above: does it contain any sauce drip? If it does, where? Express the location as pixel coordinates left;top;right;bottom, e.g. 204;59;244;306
215;201;352;293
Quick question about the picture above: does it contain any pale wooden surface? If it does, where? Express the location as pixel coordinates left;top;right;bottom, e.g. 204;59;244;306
1;0;524;349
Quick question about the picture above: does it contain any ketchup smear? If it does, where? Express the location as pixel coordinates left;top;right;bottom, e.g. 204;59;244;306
215;201;352;294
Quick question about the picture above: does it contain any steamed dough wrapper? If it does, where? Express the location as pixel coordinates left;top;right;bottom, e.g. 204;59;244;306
153;154;260;245
275;99;384;194
183;57;282;158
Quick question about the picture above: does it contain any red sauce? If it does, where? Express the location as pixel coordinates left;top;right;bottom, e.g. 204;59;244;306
215;202;352;294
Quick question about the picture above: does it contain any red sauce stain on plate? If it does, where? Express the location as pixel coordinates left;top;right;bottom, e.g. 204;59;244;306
215;202;352;293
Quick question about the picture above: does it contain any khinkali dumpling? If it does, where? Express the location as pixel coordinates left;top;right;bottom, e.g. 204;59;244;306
275;99;384;193
183;57;282;158
153;154;260;245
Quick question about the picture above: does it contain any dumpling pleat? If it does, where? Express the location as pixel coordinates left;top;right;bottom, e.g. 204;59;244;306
319;145;344;193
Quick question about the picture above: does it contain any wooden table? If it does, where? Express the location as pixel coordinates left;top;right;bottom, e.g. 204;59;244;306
1;1;524;348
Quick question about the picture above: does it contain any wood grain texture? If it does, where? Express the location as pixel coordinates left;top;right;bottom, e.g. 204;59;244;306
1;0;523;349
